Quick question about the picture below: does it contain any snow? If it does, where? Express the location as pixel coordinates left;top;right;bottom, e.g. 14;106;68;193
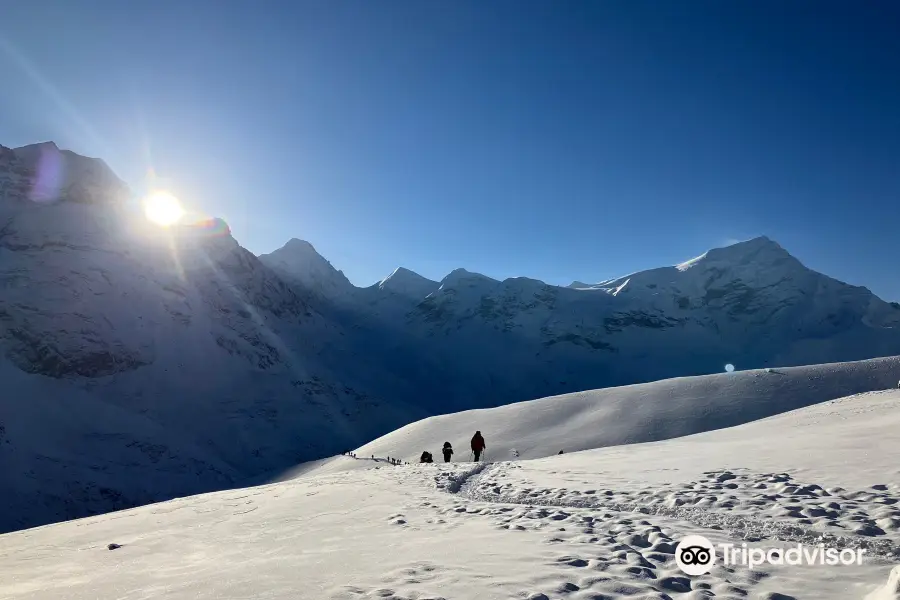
251;225;900;417
11;142;128;206
377;267;439;299
257;238;354;299
313;356;900;471
0;144;432;532
6;139;900;548
3;388;900;599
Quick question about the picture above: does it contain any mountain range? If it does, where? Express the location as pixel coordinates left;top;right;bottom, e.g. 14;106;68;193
2;141;900;532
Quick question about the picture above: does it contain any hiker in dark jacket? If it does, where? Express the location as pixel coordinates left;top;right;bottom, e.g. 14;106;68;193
442;442;454;463
471;431;486;462
420;451;433;463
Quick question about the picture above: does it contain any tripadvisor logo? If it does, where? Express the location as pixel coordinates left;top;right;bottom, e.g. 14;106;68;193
676;535;716;575
675;535;866;575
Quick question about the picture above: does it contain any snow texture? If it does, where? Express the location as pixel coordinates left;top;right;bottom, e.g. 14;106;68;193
3;389;900;599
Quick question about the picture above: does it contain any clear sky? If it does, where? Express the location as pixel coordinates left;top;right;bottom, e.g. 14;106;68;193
1;1;898;299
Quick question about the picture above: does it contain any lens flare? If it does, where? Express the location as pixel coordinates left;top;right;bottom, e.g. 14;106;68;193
143;191;185;226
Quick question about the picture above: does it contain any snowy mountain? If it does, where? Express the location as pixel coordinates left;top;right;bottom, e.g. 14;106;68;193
258;238;354;302
375;266;439;299
403;235;900;402
264;230;900;411
4;387;900;600
0;142;427;533
4;140;900;534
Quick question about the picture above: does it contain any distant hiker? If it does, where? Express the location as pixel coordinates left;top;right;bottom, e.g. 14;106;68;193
558;450;564;454
471;431;486;462
420;451;433;463
442;442;454;463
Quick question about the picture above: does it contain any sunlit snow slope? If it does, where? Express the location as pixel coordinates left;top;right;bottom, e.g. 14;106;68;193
3;391;900;600
332;355;900;468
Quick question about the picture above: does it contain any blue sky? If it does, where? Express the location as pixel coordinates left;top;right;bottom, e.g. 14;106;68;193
1;1;899;299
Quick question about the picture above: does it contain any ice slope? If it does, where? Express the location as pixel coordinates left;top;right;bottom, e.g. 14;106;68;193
338;355;900;469
3;390;900;600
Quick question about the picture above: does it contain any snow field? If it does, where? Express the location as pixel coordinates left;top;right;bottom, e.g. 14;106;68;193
4;390;900;599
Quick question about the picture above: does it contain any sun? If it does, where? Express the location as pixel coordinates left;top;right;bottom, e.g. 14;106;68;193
143;191;185;227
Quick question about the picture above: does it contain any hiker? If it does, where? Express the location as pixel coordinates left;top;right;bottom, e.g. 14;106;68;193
420;451;433;463
471;430;486;462
558;450;564;454
442;442;454;463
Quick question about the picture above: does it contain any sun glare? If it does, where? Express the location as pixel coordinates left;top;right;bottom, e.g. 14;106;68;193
143;191;185;227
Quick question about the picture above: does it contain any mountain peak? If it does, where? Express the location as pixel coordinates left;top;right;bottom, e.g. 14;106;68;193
261;238;330;266
677;236;796;272
444;267;491;279
258;238;352;296
6;141;127;205
284;237;315;249
14;141;60;156
439;268;499;290
277;238;321;257
726;235;781;251
378;267;438;298
381;266;420;281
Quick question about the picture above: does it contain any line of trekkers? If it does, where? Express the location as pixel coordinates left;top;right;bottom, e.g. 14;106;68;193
420;430;486;464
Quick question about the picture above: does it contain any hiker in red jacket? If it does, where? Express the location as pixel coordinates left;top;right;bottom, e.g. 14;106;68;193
471;430;486;462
